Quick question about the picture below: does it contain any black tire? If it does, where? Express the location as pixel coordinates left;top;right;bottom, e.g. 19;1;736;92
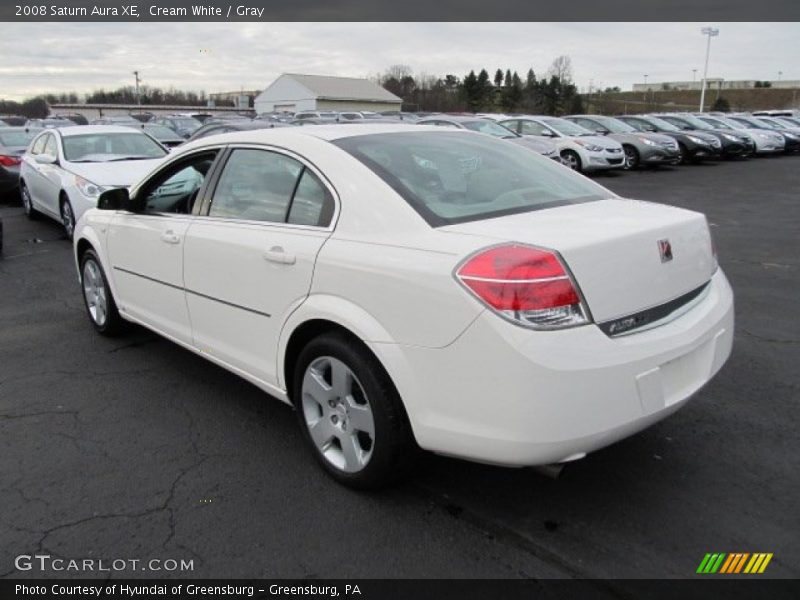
79;249;127;336
293;331;417;489
20;182;39;220
561;150;582;172
623;145;640;170
677;142;689;165
60;195;76;241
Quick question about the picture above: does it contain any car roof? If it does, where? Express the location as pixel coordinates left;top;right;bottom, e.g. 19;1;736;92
419;115;486;123
56;125;153;137
176;123;458;152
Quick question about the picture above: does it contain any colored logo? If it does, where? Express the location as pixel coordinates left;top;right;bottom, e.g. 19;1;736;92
658;239;673;263
696;553;773;574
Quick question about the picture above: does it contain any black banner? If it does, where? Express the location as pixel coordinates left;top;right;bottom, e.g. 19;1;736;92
1;0;800;21
3;579;800;600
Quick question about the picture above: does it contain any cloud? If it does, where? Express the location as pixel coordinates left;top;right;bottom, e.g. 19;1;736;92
0;22;796;101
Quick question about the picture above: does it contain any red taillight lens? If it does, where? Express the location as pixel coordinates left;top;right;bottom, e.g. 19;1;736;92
456;244;589;329
0;155;21;167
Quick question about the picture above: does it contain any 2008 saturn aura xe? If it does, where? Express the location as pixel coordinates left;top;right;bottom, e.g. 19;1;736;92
73;124;734;488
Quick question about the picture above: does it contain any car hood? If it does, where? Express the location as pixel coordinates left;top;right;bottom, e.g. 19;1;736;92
568;134;622;150
608;132;675;145
65;158;165;187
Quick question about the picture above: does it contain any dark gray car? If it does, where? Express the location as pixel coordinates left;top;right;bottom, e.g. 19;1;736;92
417;115;562;161
565;115;680;169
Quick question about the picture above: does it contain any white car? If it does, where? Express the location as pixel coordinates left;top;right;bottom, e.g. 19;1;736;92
20;126;169;238
73;125;734;488
499;116;626;172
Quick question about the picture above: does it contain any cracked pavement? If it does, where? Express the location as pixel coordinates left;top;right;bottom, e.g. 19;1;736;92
0;155;798;584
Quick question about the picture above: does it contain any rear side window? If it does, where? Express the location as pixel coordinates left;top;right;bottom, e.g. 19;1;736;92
287;170;334;227
334;131;612;227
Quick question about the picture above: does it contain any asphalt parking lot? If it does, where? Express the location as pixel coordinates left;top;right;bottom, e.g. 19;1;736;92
1;156;798;585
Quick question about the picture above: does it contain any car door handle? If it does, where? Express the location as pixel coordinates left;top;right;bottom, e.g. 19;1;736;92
161;230;181;244
263;246;296;265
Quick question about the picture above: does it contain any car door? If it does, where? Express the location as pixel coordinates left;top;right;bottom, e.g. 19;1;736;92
26;132;62;218
106;149;222;344
183;146;336;386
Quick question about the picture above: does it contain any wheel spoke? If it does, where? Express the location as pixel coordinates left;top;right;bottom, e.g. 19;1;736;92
331;359;351;398
303;368;332;406
346;402;374;436
339;433;364;470
95;301;106;325
307;417;333;450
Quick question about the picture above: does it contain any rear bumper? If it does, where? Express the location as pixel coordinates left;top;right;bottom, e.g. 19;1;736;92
375;269;734;467
0;166;20;192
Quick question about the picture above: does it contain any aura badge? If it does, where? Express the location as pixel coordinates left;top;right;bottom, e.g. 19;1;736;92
696;552;773;574
658;239;673;263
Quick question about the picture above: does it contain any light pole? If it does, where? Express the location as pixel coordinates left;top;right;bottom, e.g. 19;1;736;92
643;74;648;87
692;69;697;83
133;70;141;107
699;27;719;112
778;70;783;82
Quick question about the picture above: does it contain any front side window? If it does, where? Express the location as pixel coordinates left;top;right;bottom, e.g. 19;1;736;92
335;131;613;227
209;149;303;223
30;133;48;155
460;120;516;138
519;120;551;136
43;134;57;157
139;152;217;214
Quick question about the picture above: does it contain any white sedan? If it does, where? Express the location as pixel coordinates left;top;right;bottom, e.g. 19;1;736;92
73;124;734;488
20;125;169;238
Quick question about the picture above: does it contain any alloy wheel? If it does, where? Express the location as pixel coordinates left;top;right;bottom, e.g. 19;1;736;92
21;185;32;215
82;259;108;326
623;147;638;169
61;201;75;238
301;356;375;473
562;151;580;171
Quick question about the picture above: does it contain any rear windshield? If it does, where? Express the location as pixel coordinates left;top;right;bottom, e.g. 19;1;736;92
334;131;613;226
0;130;38;146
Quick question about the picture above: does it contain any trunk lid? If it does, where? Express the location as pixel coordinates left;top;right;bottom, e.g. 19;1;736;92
440;198;716;322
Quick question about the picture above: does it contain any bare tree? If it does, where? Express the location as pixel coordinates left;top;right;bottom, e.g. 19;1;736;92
547;55;574;84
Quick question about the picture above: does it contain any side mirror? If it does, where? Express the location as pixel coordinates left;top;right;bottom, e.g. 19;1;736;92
540;129;555;137
35;153;57;165
595;128;609;135
97;187;134;211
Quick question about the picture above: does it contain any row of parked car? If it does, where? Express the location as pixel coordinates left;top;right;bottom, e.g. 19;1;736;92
0;107;798;249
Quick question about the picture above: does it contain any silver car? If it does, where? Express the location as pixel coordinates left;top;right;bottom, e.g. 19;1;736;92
417;115;562;161
565;115;680;169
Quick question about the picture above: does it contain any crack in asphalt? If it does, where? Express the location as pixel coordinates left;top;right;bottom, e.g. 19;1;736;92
741;329;800;345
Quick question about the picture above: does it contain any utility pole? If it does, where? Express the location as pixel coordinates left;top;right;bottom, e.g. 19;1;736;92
699;27;719;112
133;70;141;107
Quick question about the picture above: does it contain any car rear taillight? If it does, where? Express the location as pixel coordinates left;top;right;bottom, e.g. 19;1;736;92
0;155;21;167
455;244;590;330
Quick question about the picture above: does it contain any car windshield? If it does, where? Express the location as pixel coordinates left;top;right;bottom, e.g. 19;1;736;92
777;117;800;127
755;118;784;130
0;130;39;146
63;132;167;162
334;131;613;227
542;118;593;136
643;116;680;132
674;114;711;129
593;117;636;134
173;118;201;129
460;120;517;138
730;116;765;129
144;125;182;139
697;117;732;130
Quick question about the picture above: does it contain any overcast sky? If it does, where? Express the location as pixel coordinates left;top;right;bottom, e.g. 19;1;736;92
1;22;797;101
